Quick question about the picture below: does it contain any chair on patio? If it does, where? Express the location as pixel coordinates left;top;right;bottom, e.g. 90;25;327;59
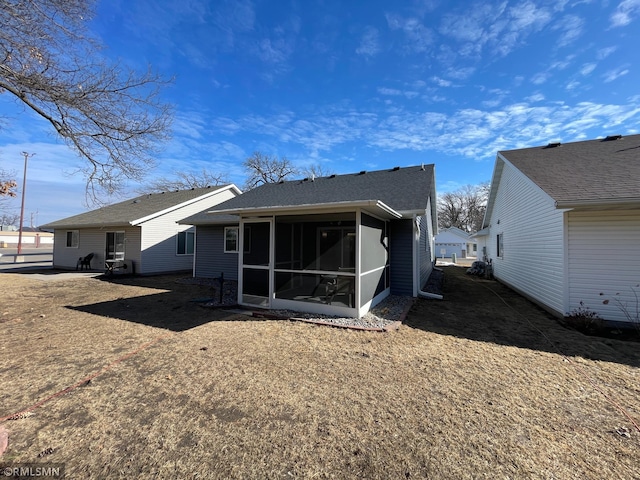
76;253;94;271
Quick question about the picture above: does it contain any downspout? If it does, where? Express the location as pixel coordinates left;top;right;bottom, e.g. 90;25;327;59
418;290;443;300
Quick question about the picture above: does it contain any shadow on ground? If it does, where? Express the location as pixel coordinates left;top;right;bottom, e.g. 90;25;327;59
66;274;260;332
407;266;640;368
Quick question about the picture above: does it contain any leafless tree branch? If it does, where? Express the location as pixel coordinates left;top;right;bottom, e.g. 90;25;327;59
137;168;230;194
0;0;173;203
243;152;298;190
437;181;489;233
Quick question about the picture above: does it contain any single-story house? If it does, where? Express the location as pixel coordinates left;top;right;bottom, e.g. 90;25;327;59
181;165;437;318
434;226;477;259
42;185;241;274
480;134;640;325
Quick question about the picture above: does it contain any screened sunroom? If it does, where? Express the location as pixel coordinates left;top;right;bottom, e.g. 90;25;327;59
237;205;397;318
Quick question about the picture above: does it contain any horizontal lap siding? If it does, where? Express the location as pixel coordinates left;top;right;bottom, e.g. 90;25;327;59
390;219;413;296
568;209;640;323
489;161;565;315
418;211;434;290
52;228;106;269
53;227;140;270
140;190;237;274
194;226;238;280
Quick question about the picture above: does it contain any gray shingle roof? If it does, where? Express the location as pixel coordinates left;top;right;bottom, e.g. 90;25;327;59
204;165;435;216
42;185;232;228
499;134;640;206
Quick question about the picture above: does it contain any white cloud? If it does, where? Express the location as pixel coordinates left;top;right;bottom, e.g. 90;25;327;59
208;98;640;167
610;0;640;27
431;76;452;87
531;72;550;85
597;46;618;59
603;66;630;82
580;63;596;76
552;14;584;46
385;14;434;53
355;27;381;57
526;93;545;102
566;80;580;91
439;1;552;60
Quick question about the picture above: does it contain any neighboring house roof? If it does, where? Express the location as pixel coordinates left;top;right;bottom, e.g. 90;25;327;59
190;165;436;222
42;185;240;229
436;226;472;240
497;134;640;207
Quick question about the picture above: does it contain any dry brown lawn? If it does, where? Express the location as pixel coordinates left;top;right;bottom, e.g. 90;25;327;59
0;267;638;479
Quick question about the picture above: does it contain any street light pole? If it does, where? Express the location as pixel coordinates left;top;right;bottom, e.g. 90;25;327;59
17;152;34;255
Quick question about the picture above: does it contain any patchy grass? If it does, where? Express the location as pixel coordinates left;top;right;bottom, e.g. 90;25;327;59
1;267;639;479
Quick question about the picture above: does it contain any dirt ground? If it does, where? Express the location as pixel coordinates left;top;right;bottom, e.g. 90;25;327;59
1;267;639;479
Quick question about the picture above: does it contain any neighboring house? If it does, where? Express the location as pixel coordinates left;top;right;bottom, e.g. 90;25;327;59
42;185;241;274
434;226;476;258
0;229;53;248
480;134;640;325
181;165;437;318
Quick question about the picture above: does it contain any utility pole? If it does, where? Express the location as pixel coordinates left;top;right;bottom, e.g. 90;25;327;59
17;152;34;255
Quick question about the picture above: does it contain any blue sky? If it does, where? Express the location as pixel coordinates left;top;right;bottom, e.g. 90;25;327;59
1;0;640;226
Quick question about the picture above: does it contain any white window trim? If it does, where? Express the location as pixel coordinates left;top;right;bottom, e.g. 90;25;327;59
224;226;239;253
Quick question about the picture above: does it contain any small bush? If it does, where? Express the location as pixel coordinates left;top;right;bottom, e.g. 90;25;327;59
564;302;605;335
600;284;640;333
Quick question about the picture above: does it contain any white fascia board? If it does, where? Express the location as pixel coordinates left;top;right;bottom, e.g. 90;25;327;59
555;198;640;209
206;200;403;219
131;184;240;226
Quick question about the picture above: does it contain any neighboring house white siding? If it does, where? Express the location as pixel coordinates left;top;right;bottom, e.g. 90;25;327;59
567;209;640;323
486;160;566;315
139;189;237;275
52;227;141;270
418;210;434;291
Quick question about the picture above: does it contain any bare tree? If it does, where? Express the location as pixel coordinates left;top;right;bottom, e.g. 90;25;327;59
301;163;334;179
437;181;489;233
243;152;298;190
0;212;19;228
0;0;172;201
137;168;229;194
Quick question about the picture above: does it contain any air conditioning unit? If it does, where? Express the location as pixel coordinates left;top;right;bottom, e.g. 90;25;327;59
112;259;135;275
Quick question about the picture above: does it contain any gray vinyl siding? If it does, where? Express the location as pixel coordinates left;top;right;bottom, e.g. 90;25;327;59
486;159;565;315
567;209;640;323
419;203;435;289
390;219;413;295
194;225;239;280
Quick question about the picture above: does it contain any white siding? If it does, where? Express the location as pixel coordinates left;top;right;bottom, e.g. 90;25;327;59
567;209;640;323
52;227;141;271
486;160;566;315
416;199;435;292
139;189;237;274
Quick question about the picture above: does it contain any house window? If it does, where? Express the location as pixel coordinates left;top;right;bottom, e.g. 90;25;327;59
177;230;194;255
497;233;504;258
224;227;239;253
106;231;125;261
66;230;79;248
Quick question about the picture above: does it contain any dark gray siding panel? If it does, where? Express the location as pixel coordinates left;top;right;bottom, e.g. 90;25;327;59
195;226;238;280
389;219;413;296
